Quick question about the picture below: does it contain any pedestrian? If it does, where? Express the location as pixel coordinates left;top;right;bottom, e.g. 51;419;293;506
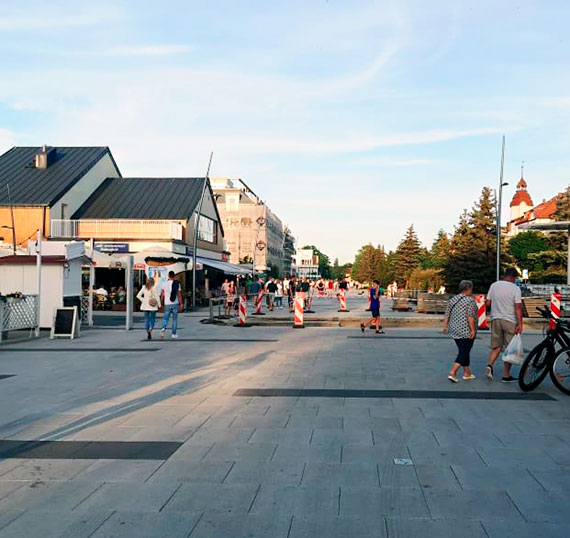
160;271;183;339
225;280;235;317
443;280;478;382
360;280;384;334
275;279;283;308
137;277;160;340
266;278;277;311
288;277;296;311
485;267;523;382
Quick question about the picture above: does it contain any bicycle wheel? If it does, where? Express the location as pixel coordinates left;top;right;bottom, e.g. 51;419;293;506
550;346;570;395
518;339;554;392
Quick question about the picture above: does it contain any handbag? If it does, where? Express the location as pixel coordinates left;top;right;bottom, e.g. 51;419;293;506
148;290;158;308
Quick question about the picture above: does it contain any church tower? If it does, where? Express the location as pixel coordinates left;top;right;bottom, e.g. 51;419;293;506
509;166;533;221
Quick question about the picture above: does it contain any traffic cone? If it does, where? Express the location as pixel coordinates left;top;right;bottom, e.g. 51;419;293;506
293;291;305;328
475;295;488;330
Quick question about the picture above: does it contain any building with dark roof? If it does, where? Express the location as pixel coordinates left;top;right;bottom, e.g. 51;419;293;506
0;145;121;250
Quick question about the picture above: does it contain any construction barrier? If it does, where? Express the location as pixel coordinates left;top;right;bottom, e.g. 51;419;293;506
235;295;250;328
550;293;562;330
293;292;305;329
338;290;350;313
305;290;315;313
475;295;488;330
252;289;265;316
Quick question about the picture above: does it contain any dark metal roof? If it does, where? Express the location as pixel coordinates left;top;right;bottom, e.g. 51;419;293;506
73;177;207;220
0;146;120;206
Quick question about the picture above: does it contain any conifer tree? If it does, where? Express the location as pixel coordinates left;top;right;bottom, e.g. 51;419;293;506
554;184;570;221
393;225;422;285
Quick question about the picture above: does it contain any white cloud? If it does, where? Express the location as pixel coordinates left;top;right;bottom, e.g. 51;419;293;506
349;157;438;167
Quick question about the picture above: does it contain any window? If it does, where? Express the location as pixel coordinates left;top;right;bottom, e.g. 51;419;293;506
198;216;217;243
226;194;239;212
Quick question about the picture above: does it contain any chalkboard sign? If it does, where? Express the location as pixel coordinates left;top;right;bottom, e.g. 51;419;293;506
50;307;79;339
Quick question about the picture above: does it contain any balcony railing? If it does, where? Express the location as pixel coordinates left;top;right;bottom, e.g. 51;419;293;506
50;219;184;241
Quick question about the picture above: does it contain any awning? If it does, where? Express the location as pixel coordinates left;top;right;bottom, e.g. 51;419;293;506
197;257;252;276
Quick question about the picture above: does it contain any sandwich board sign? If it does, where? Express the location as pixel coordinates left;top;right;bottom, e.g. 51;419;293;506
50;306;79;339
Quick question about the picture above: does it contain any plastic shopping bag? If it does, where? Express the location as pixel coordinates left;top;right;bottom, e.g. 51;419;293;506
502;334;524;365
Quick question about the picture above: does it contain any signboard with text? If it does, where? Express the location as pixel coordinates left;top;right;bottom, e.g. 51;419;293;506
93;242;129;254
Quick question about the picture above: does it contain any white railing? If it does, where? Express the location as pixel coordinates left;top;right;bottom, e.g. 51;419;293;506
0;295;38;341
50;220;183;241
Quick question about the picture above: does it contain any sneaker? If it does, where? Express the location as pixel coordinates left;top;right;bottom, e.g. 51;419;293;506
147;331;151;340
462;374;476;380
448;375;459;383
501;376;517;383
360;324;365;333
160;329;165;339
485;365;493;380
171;334;178;339
375;330;385;335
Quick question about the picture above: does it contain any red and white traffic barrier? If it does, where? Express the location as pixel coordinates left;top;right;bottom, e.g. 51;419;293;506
252;289;265;315
475;295;488;330
238;295;248;326
293;291;304;328
550;292;562;330
338;290;350;313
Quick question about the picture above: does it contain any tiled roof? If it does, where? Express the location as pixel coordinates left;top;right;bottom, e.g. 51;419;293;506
510;189;533;208
0;146;119;206
73;177;207;220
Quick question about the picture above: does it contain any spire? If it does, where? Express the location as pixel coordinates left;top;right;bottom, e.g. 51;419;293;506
517;161;527;189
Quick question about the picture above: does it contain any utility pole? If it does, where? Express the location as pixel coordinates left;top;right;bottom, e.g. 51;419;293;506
192;152;213;310
496;136;506;282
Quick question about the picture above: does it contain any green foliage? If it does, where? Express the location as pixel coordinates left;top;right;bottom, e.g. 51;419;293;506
424;229;451;269
507;231;549;269
554;184;570;221
352;244;383;283
392;225;422;285
443;188;508;293
407;268;444;291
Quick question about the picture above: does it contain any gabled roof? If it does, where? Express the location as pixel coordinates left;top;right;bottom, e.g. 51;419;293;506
73;177;209;220
510;188;533;208
0;146;120;206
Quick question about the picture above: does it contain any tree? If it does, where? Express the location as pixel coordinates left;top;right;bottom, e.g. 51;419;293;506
424;229;450;269
408;268;444;291
508;231;549;269
443;188;509;292
393;225;422;285
554;184;570;221
352;244;385;283
331;258;342;280
302;245;331;278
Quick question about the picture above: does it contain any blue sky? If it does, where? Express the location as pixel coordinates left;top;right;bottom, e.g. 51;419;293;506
1;1;569;262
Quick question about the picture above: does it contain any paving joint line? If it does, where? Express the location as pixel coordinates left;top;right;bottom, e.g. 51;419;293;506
526;468;548;492
286;515;294;538
298;462;307;486
71;482;106;511
504;489;528;522
187;512;204;537
221;461;236;484
479;520;491;538
159;482;183;512
86;510;116;538
247;484;262;514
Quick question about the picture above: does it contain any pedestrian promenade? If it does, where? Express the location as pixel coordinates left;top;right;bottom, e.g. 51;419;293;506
0;320;568;537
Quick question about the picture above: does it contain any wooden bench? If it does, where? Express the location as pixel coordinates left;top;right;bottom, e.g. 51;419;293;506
521;297;547;318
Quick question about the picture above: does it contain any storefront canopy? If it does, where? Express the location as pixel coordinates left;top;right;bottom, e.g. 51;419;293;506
197;257;251;276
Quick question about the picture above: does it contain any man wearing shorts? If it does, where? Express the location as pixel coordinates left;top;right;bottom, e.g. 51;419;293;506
485;267;523;382
360;280;384;334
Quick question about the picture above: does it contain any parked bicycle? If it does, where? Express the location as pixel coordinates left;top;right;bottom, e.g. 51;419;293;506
518;306;570;395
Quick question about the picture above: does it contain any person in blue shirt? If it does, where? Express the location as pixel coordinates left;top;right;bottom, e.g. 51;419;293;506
360;280;384;334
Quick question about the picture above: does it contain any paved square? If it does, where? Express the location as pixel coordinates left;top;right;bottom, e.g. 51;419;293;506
0;317;569;537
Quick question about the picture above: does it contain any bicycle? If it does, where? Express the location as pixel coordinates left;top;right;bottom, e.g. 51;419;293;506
518;307;570;394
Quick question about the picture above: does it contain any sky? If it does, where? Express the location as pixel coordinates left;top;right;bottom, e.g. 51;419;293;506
1;0;569;263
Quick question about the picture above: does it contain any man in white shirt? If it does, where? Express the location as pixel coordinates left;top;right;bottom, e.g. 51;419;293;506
485;267;523;382
160;271;183;339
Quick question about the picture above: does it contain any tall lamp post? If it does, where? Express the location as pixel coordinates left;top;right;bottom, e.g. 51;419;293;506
496;136;508;281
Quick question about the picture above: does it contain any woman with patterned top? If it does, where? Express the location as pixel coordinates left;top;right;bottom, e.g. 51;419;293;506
442;280;478;382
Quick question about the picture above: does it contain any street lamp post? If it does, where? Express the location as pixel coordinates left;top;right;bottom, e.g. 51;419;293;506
496;136;508;281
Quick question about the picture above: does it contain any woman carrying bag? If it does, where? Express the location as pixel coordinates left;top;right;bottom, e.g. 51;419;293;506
137;277;161;340
443;280;478;383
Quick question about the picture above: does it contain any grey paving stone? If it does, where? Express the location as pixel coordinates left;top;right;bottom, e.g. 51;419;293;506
434;431;505;449
414;464;461;490
271;444;342;464
342;446;405;466
506;488;570;523
530;469;570;495
481;519;570;538
202;442;277;463
452;465;545;492
494;433;567;450
189;513;291;538
0;509;113;538
477;447;559;469
161;483;258;514
249;484;339;517
311;428;374;447
377;463;418;488
301;463;379;488
223;461;305;486
0;511;23;533
0;459;94;481
248;428;312;445
407;444;486;467
340;487;429;518
147;460;234;483
90;511;200;538
424;488;522;520
385;517;487;538
166;443;215;462
289;515;386;538
74;481;181;512
71;459;163;483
